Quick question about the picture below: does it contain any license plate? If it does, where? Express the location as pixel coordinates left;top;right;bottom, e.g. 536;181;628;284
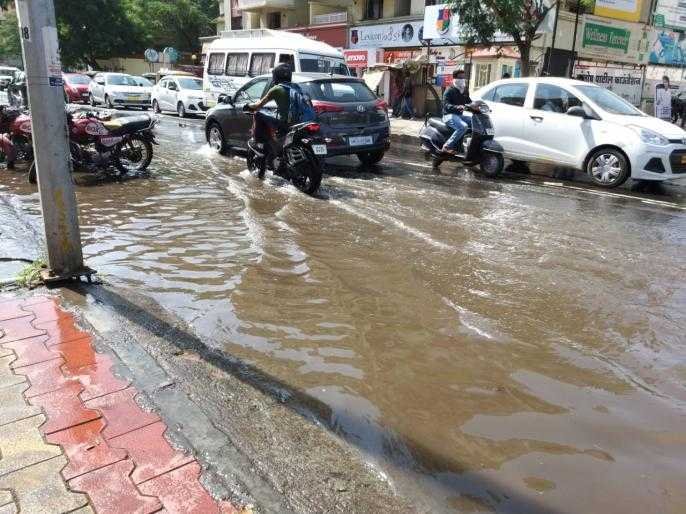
486;128;495;136
681;155;686;164
126;96;139;102
312;144;327;155
349;135;373;146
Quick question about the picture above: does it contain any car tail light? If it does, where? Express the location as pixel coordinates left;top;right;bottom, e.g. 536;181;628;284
305;123;321;133
312;100;344;114
375;99;388;112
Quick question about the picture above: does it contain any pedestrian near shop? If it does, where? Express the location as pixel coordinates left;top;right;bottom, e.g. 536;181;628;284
400;75;414;119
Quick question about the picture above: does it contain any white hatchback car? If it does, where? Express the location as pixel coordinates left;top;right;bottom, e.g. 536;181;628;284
151;76;206;118
89;73;151;110
473;77;686;187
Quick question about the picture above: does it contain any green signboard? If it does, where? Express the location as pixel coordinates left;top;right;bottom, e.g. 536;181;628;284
582;22;631;52
654;13;666;28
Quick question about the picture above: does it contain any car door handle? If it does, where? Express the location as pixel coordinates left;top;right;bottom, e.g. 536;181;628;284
529;115;544;122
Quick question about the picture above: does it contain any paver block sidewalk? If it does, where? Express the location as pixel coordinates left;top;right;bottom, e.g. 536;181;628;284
0;295;240;513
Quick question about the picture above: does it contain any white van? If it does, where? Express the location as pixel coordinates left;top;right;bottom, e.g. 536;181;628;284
203;29;350;107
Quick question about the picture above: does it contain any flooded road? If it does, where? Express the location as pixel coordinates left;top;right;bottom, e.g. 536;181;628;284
2;116;686;513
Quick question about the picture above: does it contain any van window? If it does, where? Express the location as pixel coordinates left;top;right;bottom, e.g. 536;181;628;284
225;53;248;76
279;54;294;67
250;53;275;76
208;53;226;75
300;53;348;75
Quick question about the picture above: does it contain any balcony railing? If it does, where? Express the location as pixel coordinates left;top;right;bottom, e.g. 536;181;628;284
311;12;347;25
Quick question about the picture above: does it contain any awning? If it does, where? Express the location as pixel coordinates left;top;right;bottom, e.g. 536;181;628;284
363;70;385;91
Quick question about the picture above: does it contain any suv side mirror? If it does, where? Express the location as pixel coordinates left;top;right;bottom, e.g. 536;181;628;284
96;78;105;85
218;93;233;105
566;105;597;119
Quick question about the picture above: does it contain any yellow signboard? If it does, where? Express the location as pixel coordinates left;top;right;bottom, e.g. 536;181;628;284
594;0;642;22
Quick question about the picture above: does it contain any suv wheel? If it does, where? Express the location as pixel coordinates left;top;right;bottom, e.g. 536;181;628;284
177;102;187;118
586;148;629;188
357;150;385;166
105;95;114;109
152;100;161;113
89;93;96;107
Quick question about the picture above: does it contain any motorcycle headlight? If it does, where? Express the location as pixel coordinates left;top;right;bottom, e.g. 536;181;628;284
629;125;669;146
478;104;490;114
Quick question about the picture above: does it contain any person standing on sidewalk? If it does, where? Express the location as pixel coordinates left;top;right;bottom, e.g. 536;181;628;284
400;74;414;119
441;69;472;154
655;75;673;121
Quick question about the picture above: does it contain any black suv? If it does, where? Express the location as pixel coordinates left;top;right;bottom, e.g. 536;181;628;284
205;73;391;165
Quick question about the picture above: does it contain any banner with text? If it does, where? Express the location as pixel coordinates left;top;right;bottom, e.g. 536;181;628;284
654;0;686;30
574;66;643;105
594;0;642;22
578;15;649;64
648;29;686;65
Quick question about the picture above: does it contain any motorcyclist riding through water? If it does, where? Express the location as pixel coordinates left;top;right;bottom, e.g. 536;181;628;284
245;63;292;146
442;69;472;155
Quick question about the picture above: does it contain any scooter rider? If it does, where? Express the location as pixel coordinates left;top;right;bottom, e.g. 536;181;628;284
442;69;472;155
245;63;292;145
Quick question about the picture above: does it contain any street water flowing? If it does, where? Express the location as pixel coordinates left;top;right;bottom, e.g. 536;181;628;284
1;117;685;513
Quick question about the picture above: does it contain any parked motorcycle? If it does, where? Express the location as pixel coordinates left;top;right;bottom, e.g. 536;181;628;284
0;105;33;169
419;101;504;177
243;106;325;195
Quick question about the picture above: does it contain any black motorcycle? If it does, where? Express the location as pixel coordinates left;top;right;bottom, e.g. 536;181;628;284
419;101;504;177
244;107;325;195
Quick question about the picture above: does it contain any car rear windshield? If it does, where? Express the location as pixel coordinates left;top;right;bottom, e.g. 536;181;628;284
66;75;91;85
304;80;376;103
300;53;349;75
575;85;642;116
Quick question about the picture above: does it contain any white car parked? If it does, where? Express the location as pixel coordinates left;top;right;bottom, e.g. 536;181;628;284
89;72;151;110
151;76;206;118
473;77;686;188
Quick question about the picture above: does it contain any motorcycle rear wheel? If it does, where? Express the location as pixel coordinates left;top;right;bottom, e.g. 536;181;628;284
246;150;266;179
289;146;322;195
113;135;153;175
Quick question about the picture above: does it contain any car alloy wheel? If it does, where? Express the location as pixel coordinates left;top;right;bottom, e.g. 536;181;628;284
208;125;225;154
177;102;186;118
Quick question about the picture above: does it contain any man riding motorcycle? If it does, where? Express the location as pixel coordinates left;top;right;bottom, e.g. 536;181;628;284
442;69;472;155
245;63;292;146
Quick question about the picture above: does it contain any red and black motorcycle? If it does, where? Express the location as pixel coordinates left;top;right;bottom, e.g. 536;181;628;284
1;105;157;182
0;105;33;169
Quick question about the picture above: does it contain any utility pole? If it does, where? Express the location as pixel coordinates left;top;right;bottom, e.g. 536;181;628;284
14;0;85;280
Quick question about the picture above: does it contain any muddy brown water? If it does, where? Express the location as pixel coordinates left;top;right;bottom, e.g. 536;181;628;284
2;117;686;513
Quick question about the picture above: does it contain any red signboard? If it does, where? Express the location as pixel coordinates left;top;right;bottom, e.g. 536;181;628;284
287;24;347;49
344;50;368;68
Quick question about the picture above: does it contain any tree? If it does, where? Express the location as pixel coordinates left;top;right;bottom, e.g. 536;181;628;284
124;0;218;54
452;0;556;77
55;0;143;68
0;8;21;64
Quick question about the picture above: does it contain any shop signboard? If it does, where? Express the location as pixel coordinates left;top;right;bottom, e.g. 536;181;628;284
287;25;347;48
349;21;451;49
654;0;686;30
422;3;556;41
577;15;649;64
648;28;686;65
594;0;642;22
343;49;380;68
574;65;643;105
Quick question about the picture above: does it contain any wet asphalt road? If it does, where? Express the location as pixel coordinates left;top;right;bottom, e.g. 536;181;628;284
1;113;686;513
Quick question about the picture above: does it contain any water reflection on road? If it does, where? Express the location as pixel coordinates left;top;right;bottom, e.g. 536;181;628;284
2;116;685;513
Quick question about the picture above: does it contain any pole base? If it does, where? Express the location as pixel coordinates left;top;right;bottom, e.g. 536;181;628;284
40;266;98;285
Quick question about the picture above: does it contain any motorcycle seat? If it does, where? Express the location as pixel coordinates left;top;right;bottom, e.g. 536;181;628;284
102;115;151;135
427;117;453;135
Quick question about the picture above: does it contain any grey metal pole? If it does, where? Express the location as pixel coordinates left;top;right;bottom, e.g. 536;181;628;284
14;0;84;278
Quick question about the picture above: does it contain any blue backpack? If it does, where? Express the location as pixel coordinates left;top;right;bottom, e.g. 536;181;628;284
282;82;316;124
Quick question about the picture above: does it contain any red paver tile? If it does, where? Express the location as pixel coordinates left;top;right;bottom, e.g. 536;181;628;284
139;461;237;514
0;316;45;343
85;388;160;439
55;337;96;372
21;295;53;306
47;418;128;480
69;459;162;514
35;314;89;347
20;358;76;398
0;299;32;321
30;382;101;434
110;421;193;484
20;298;65;323
66;353;130;402
3;335;60;368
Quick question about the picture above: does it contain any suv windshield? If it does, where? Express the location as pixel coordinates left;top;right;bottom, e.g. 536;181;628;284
66;75;91;85
575;85;642;116
178;78;203;90
299;53;350;75
107;75;138;86
304;80;376;102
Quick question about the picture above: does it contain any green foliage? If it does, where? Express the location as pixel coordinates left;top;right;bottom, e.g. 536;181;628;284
451;0;556;76
16;259;47;289
0;8;21;63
